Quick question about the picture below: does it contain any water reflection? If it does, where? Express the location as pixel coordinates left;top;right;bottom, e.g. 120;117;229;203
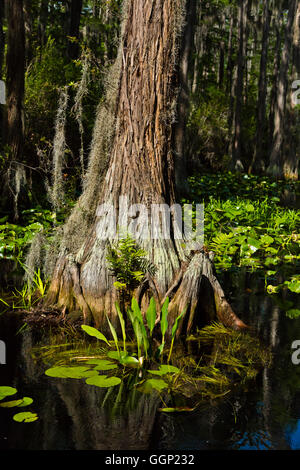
1;269;300;450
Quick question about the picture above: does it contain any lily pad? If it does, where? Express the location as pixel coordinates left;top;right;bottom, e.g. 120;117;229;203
0;399;23;408
86;359;118;371
148;365;180;376
158;407;195;413
45;366;99;379
143;378;168;392
13;412;38;423
0;397;33;408
0;386;17;401
85;375;121;388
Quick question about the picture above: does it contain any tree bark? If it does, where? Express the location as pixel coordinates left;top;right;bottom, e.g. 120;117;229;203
6;0;25;162
174;0;196;198
249;0;271;174
282;1;300;181
267;0;297;177
67;0;83;60
37;0;48;48
2;0;26;220
45;0;246;338
0;0;5;147
231;0;247;171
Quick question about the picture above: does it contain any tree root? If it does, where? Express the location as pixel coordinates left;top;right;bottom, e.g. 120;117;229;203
44;248;247;338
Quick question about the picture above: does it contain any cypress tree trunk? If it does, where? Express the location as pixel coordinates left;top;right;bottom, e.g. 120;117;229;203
6;0;25;162
45;0;246;337
67;0;83;60
231;0;247;171
2;0;26;220
174;0;196;197
282;0;300;181
249;0;271;174
268;0;297;177
0;0;5;147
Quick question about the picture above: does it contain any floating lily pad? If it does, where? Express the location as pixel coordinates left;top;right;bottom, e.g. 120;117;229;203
0;399;23;408
0;386;17;401
107;350;126;361
143;378;168;392
148;365;180;376
0;397;32;408
17;397;34;407
45;366;99;379
85;375;121;388
86;359;118;371
13;412;38;423
158;407;195;413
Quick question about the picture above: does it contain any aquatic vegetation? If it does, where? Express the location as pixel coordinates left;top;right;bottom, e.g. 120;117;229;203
39;318;270;414
80;296;184;364
13;412;38;423
106;235;156;293
0;386;38;423
184;174;300;290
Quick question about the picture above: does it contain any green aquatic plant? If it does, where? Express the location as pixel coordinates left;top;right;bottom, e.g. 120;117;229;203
185;173;300;274
80;296;185;365
0;386;38;423
106;235;156;293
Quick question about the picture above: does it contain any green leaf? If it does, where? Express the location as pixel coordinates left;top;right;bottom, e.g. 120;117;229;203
0;399;23;408
107;350;127;361
0;397;33;408
247;237;261;253
0;386;17;401
115;302;127;352
105;315;120;354
286;309;300;319
148;365;180;376
86;359;118;371
13;412;38;423
260;234;274;245
144;378;168;392
45;366;99;379
146;297;156;336
81;325;110;346
161;297;169;338
85;375;121;388
171;310;185;339
158;407;195;413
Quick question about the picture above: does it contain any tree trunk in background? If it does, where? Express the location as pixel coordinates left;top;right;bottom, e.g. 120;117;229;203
227;7;236;131
218;12;226;89
174;0;196;197
283;1;300;181
6;0;25;162
192;1;204;95
231;0;247;171
249;0;271;174
23;0;33;66
45;0;246;338
268;4;283;148
38;0;48;48
67;0;83;60
4;0;26;220
0;0;4;147
268;0;296;177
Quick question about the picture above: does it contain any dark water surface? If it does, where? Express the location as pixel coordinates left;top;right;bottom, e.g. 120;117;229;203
1;269;300;451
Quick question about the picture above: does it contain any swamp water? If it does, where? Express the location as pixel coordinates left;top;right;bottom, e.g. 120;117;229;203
0;269;300;451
